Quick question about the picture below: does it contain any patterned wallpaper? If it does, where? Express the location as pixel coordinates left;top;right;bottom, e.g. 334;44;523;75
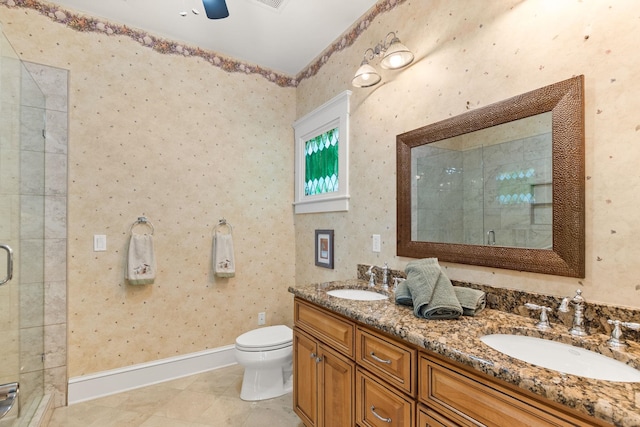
0;4;298;377
295;0;640;311
3;0;640;382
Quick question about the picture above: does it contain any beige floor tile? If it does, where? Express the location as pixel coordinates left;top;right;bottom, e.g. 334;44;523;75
47;404;150;427
194;395;252;427
152;390;216;422
139;415;205;427
47;365;300;427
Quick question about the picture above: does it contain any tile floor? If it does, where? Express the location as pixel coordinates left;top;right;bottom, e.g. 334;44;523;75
47;365;304;427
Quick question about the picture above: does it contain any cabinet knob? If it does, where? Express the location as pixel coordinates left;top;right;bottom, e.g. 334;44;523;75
370;405;392;423
310;352;316;358
315;356;323;363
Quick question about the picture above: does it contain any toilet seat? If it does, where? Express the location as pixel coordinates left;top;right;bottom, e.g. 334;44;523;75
235;325;292;352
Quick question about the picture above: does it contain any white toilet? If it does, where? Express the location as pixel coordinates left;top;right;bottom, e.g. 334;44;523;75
234;324;293;401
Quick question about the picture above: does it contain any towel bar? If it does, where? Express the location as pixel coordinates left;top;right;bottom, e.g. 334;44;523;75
213;218;233;234
129;216;155;235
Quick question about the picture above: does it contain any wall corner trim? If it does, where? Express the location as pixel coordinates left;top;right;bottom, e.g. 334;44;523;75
67;345;236;404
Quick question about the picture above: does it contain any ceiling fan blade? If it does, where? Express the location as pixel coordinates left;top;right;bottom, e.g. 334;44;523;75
202;0;229;19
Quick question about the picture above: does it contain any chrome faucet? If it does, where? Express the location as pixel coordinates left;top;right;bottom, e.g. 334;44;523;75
381;263;389;291
366;266;376;288
559;289;588;336
606;319;640;349
524;303;551;330
392;277;405;292
367;263;390;291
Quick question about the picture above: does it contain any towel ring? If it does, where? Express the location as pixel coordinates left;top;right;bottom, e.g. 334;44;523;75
129;216;155;235
213;218;233;235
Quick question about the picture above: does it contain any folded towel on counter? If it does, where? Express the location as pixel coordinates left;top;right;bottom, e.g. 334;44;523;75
126;234;156;285
214;231;235;278
394;279;413;306
405;258;462;320
453;286;486;316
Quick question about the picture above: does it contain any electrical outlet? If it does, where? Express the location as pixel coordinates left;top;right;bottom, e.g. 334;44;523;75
258;312;266;325
372;234;381;252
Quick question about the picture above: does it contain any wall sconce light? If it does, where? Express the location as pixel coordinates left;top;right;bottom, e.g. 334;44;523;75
352;32;414;88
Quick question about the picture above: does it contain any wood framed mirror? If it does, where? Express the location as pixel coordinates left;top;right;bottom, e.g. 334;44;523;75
397;75;585;277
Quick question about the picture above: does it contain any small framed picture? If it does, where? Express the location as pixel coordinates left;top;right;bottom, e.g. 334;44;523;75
315;229;334;269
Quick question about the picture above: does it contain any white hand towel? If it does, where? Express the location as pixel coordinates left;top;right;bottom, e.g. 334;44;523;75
214;231;235;278
127;234;156;285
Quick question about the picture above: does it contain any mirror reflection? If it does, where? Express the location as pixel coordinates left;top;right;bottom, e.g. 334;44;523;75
397;75;585;277
412;112;552;249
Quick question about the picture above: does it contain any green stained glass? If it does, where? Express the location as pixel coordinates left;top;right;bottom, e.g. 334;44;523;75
496;168;535;205
305;128;339;195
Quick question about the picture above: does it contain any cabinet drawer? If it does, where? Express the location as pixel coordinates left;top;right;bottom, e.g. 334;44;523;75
356;327;416;395
419;354;595;427
356;368;415;427
417;405;459;427
294;299;354;357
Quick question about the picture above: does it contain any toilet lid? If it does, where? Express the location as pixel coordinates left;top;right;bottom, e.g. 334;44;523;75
235;325;292;351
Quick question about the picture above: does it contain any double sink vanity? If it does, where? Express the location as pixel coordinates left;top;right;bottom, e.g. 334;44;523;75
288;75;636;425
289;279;640;427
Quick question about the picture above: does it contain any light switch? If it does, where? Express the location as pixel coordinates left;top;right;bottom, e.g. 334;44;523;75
93;235;107;252
372;234;381;253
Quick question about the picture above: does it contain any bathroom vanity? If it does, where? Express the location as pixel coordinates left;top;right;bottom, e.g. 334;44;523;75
290;280;640;427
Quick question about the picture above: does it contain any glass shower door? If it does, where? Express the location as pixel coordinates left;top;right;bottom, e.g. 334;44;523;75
0;26;46;426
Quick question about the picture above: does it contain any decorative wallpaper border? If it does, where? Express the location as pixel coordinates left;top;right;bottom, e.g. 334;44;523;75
0;0;407;88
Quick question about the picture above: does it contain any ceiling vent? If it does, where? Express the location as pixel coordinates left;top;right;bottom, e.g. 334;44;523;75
252;0;289;12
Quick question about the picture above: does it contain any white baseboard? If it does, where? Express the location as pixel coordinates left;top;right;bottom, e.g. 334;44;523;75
68;345;237;404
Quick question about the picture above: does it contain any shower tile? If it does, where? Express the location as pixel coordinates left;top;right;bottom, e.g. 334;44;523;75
19;325;44;374
19;281;44;329
0;102;19;149
0;148;19;194
20;150;45;195
19;238;45;285
19;369;44;404
44;365;67;409
0;329;18;378
45;196;67;239
23;62;69;113
20;195;45;239
44;238;67;283
20;105;45;152
45;109;68;154
45;152;67;196
45;280;67;325
0;58;20;106
20;66;45;109
0;195;18;240
44;323;66;369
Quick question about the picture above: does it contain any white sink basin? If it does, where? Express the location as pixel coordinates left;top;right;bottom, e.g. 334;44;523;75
326;289;388;301
480;334;640;382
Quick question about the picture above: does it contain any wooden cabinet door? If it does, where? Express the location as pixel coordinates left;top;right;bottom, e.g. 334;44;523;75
294;329;318;427
318;343;355;427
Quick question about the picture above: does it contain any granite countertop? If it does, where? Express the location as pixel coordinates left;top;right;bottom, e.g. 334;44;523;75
289;279;640;427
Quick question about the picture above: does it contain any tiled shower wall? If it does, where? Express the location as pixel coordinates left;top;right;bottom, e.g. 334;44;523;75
414;133;552;248
23;61;68;408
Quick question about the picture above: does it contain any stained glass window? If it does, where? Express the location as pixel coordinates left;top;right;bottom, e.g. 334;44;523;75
304;128;339;195
293;90;350;214
496;168;536;205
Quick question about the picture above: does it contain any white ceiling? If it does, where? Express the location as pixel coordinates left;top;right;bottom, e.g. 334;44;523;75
46;0;378;75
